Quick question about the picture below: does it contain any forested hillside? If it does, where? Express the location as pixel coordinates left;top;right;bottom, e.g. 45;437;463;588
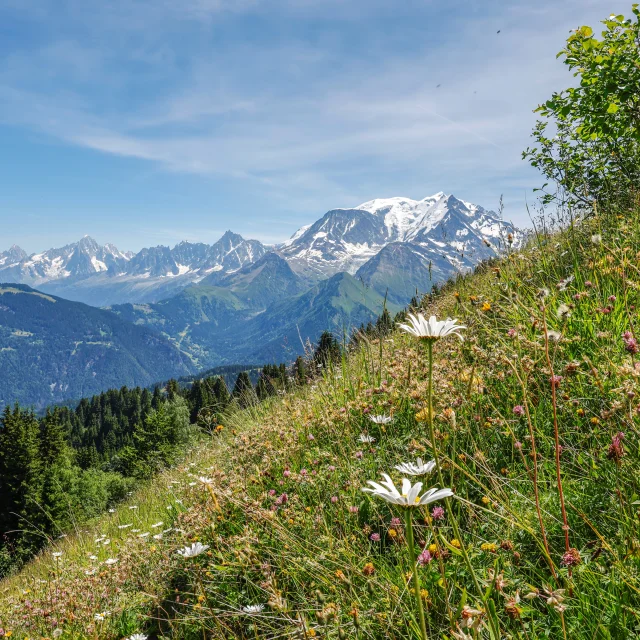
0;358;308;578
0;284;195;409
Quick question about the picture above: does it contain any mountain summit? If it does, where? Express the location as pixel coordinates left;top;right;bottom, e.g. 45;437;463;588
278;192;521;281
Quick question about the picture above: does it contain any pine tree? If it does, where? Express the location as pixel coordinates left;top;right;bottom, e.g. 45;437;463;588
313;331;341;371
39;409;69;467
293;356;308;385
255;375;269;400
166;379;180;401
140;387;152;416
232;371;255;407
0;406;43;554
376;307;393;337
151;385;162;410
211;377;230;411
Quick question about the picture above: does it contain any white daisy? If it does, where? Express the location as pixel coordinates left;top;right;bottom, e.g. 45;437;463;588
369;415;392;425
394;458;436;476
397;313;466;341
362;474;453;508
359;434;376;444
176;542;210;558
242;604;265;614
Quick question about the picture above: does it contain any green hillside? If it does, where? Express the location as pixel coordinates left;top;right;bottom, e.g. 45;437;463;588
3;8;640;640
112;269;393;368
3;206;640;639
0;284;195;409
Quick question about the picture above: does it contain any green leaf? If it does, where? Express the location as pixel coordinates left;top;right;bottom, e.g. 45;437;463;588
454;588;468;620
581;25;593;37
607;103;619;113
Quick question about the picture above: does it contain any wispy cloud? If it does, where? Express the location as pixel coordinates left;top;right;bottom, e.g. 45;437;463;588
0;0;633;251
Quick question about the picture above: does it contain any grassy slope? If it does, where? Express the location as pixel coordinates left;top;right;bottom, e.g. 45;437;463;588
2;211;640;639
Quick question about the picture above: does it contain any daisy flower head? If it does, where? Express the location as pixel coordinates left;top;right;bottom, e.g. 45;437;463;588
394;458;436;476
397;313;466;341
242;604;265;614
176;542;209;558
362;473;453;508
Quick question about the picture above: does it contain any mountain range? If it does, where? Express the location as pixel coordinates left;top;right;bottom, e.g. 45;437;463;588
0;232;266;306
0;193;523;407
1;193;520;306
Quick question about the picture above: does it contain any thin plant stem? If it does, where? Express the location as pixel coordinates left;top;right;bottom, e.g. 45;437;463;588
541;306;571;558
405;509;429;640
506;358;557;579
425;341;483;599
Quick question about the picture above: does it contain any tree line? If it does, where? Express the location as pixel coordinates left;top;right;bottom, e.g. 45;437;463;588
0;322;399;578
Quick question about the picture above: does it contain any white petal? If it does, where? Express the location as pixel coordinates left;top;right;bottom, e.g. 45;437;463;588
407;481;423;505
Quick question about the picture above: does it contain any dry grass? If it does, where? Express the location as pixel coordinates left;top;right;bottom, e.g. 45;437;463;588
2;211;640;639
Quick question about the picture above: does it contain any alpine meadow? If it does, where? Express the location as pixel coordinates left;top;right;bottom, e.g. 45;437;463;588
2;4;640;640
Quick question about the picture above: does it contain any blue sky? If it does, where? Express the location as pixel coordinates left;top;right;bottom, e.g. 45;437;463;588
0;0;632;254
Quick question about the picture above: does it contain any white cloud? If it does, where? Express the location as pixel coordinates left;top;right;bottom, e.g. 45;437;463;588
0;0;634;235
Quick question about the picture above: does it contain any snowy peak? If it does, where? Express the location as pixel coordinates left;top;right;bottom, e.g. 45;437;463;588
1;237;132;283
280;192;522;281
0;245;28;267
281;223;312;248
353;193;450;242
0;232;268;297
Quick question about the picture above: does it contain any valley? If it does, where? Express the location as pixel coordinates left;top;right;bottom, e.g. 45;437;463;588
0;193;520;408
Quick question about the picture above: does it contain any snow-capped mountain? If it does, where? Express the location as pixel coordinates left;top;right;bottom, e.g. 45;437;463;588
0;192;525;384
123;231;265;280
279;193;522;281
0;192;522;308
0;232;267;306
0;236;131;284
0;245;27;267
